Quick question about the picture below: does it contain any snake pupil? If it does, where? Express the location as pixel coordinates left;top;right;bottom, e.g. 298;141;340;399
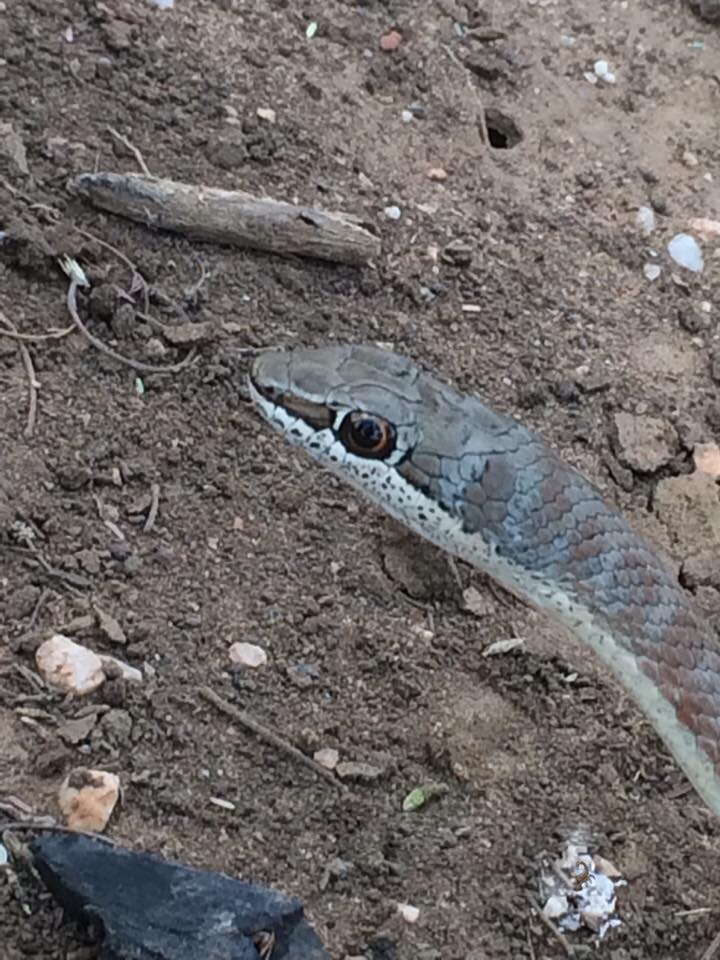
354;418;382;447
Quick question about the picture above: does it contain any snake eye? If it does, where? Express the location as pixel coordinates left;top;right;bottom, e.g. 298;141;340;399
339;411;396;459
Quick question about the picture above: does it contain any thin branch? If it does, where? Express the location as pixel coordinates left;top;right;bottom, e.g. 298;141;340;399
66;278;196;375
526;894;575;958
0;311;40;437
701;930;720;960
199;686;348;794
143;483;160;533
443;43;490;148
106;125;151;177
0;325;73;342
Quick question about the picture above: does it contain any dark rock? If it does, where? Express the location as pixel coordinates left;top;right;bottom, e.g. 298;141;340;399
31;832;329;959
551;380;580;405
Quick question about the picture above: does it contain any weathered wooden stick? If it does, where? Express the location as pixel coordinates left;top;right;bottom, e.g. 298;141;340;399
71;172;381;266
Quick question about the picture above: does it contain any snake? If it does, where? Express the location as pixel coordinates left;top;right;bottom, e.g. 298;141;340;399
248;343;720;818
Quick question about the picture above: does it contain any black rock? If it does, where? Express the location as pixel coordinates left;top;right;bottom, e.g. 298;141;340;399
30;832;329;960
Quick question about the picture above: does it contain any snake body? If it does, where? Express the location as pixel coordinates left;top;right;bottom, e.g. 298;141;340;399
249;344;720;817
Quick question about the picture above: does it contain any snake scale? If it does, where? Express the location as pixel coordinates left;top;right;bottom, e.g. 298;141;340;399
249;343;720;817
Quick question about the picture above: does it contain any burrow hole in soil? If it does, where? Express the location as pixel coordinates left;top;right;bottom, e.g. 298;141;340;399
484;108;523;149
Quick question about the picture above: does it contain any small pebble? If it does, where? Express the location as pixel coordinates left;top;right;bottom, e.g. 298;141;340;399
427;167;447;182
643;263;661;281
682;149;699;168
401;109;413;123
229;642;268;668
380;30;402;52
384;205;401;220
668;233;704;273
256;107;276;124
36;635;105;696
689;217;720;240
58;768;120;833
397;903;420;924
313;748;339;770
594;59;616;83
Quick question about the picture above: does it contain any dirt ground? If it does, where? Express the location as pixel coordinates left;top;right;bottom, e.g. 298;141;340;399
1;1;720;958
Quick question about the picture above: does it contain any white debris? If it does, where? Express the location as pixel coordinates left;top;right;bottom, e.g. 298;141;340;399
401;110;413;123
539;841;625;941
384;205;401;220
256;107;276;124
643;263;661;281
397;903;420;923
36;635;106;695
482;637;525;657
668;233;704;272
229;642;268;669
636;205;655;235
594;59;616;83
543;894;568;920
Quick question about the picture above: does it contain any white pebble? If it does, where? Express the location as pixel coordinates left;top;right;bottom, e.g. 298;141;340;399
643;263;661;281
229;642;268;668
397;903;420;923
668;233;704;273
636;205;655;235
401;110;413;123
384;205;401;220
36;635;105;695
313;747;339;770
594;59;616;83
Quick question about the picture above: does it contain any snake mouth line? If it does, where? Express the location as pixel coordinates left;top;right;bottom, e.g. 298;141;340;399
249;374;335;432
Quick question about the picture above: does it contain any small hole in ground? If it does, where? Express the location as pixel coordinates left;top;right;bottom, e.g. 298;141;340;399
484;108;523;149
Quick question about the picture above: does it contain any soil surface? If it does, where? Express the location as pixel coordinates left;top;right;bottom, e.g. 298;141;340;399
1;1;720;958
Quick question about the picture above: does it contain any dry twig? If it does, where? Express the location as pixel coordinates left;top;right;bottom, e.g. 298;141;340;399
106;125;151;176
66;277;196;375
72;171;381;266
701;930;720;960
199;686;347;794
143;483;160;533
443;43;491;148
0;310;40;437
526;894;576;958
